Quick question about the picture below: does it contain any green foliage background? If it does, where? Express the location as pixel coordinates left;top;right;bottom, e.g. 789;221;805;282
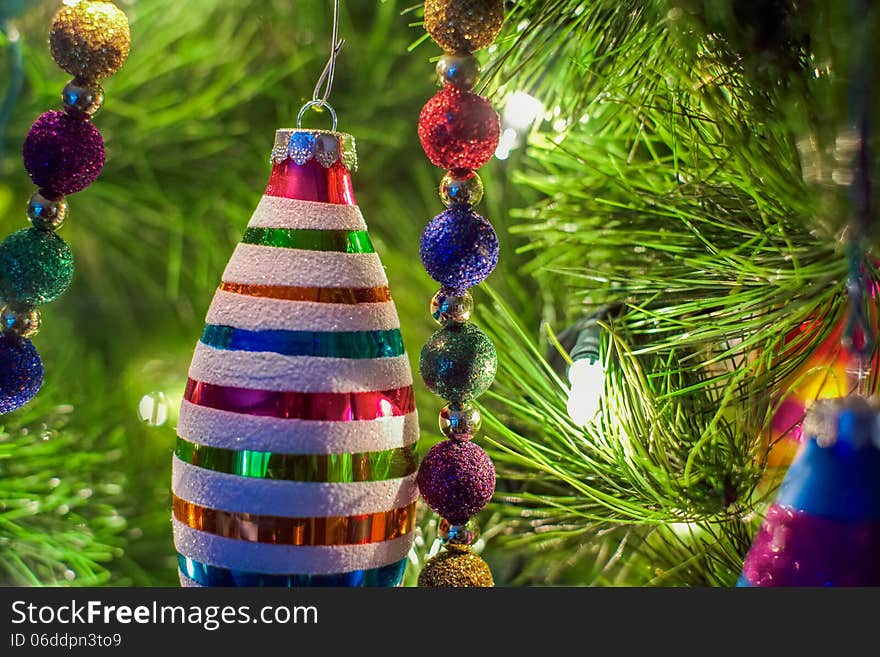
1;0;876;586
0;0;536;586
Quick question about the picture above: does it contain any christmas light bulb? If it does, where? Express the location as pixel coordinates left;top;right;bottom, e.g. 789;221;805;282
502;91;544;131
494;128;517;160
566;356;604;425
494;91;543;159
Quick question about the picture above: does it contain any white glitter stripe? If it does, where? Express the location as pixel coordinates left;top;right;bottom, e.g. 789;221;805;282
172;456;418;516
247;196;367;230
173;518;414;575
188;343;412;393
178;572;201;587
222;243;388;288
177;401;419;454
204;290;401;332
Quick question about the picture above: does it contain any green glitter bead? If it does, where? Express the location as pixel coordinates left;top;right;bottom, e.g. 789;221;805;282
420;322;497;403
0;228;74;305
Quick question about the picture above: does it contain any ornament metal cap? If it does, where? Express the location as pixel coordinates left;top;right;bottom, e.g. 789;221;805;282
802;395;880;448
270;128;357;173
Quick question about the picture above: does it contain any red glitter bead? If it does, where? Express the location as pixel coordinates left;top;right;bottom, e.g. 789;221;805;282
418;85;500;170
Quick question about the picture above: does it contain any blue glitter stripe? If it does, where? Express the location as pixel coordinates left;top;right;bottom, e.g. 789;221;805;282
178;554;407;587
200;325;405;359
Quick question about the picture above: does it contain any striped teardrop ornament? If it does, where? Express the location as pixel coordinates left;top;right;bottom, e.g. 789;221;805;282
173;129;419;587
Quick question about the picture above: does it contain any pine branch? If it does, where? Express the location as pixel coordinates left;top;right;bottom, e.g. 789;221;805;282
471;0;879;584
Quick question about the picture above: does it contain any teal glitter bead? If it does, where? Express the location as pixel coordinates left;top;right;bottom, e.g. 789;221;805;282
0;228;74;305
420;322;497;402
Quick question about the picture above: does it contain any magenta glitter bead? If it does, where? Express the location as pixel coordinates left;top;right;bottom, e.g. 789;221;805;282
417;439;495;524
23;110;105;196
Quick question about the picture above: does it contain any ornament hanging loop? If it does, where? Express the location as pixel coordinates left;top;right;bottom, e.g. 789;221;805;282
296;0;344;131
296;99;338;132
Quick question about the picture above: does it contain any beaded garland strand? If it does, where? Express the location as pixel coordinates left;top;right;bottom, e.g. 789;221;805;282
415;0;505;588
0;1;130;414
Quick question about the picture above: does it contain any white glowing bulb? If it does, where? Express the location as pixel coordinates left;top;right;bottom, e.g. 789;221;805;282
494;92;544;160
566;358;604;425
502;91;544;131
494;127;518;160
138;391;169;426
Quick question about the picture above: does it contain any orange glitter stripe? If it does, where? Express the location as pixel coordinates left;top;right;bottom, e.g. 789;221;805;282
219;281;392;304
172;495;416;546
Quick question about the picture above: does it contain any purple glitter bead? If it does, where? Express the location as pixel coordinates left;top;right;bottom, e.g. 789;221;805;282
420;205;498;294
417;439;495;524
0;334;43;414
23;110;105;196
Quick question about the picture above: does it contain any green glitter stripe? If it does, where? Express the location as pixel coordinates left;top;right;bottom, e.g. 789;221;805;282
175;438;417;482
241;227;374;253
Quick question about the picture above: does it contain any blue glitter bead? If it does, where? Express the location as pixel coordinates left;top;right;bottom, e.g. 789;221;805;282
288;131;317;165
419;205;498;294
0;334;43;414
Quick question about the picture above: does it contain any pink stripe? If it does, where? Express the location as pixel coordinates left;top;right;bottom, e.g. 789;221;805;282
265;158;356;205
742;504;880;586
183;378;415;421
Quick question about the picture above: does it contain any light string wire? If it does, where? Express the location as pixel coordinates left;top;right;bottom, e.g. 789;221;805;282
0;19;24;161
842;0;875;394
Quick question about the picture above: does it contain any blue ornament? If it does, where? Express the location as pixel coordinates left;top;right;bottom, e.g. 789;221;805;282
287;131;317;165
0;333;43;414
738;397;880;586
419;205;498;294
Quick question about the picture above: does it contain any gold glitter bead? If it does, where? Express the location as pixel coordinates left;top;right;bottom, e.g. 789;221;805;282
438;517;480;551
424;0;504;53
418;550;494;587
439;170;484;207
49;1;131;81
0;305;41;339
62;78;105;117
27;191;68;231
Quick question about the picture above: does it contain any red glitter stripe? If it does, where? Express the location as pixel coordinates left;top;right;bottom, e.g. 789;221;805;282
183;378;415;421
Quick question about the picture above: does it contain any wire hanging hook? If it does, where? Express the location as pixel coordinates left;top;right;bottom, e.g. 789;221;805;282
313;0;344;106
297;0;344;128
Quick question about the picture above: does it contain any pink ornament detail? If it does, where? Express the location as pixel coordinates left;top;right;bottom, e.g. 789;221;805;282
22;110;104;196
417;439;495;524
